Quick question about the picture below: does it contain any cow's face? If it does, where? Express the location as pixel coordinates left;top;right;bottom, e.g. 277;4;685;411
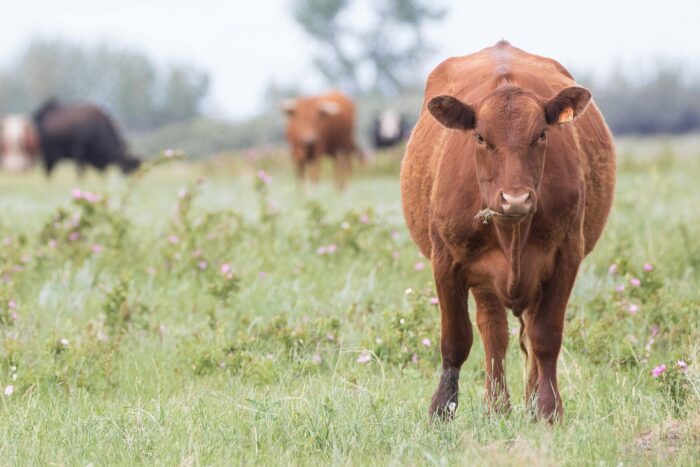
428;85;591;224
282;98;341;161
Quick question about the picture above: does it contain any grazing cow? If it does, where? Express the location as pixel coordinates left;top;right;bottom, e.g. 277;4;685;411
282;91;359;188
33;99;141;175
372;108;408;149
401;41;615;422
0;115;40;172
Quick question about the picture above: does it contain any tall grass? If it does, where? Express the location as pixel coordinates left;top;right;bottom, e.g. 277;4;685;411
0;144;697;465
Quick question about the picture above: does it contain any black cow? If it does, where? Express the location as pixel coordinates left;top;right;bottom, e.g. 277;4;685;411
33;99;141;175
372;108;408;149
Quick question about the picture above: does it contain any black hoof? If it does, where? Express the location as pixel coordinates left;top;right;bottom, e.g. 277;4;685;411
428;367;459;420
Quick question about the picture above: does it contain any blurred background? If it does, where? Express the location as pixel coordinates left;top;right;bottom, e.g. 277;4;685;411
1;0;699;158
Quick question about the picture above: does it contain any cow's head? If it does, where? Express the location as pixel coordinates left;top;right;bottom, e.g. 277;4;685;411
281;98;341;161
427;85;591;224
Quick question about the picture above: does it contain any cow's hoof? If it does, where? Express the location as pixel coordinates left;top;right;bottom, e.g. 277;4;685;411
428;368;459;421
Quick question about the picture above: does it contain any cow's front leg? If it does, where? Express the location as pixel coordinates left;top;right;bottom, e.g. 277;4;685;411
429;236;472;420
308;157;322;184
474;288;510;412
526;244;581;422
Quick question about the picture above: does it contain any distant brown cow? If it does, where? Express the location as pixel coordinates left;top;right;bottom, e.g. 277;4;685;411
401;41;615;422
282;91;359;188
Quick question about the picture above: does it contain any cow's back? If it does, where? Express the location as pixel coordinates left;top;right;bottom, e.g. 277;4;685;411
401;42;615;257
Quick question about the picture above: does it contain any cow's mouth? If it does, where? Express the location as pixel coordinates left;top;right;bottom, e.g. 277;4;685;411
494;212;529;225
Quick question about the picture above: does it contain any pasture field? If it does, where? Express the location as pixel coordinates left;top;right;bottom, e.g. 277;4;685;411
0;137;698;466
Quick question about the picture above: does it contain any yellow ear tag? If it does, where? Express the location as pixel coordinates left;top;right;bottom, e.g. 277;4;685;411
558;107;574;123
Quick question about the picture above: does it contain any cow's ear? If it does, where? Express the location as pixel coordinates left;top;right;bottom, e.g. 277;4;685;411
319;100;341;116
281;99;297;116
545;86;591;124
427;95;476;130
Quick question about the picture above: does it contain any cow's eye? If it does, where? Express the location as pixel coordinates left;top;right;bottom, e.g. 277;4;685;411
476;134;485;145
539;130;548;141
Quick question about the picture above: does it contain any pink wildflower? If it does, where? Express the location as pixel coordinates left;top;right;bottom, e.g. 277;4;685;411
220;263;232;275
412;353;419;364
615;284;625;292
48;239;57;249
651;364;666;378
2;237;11;246
3;385;13;396
258;271;267;279
256;169;272;185
178;188;187;199
651;325;659;337
167;235;179;244
627;303;639;315
327;244;337;254
71;188;83;199
68;232;80;242
197;260;208;270
8;300;16;310
677;360;688;372
430;297;439;305
391;230;400;240
10;312;18;322
630;277;641;287
317;246;327;255
608;263;618;275
643;263;654;272
360;214;369;224
422;338;431;347
312;354;322;364
356;352;372;364
415;262;425;271
91;244;103;253
82;191;99;203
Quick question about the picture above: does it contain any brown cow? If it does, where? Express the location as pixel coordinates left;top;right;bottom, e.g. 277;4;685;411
282;91;359;188
401;41;615;422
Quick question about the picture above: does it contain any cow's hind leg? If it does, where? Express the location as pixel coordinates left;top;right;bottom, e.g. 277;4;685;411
474;288;510;412
333;152;351;189
429;230;472;420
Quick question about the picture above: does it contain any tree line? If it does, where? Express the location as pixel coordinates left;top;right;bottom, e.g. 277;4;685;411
0;39;209;131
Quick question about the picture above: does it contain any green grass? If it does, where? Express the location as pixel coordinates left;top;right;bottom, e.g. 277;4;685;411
0;143;697;465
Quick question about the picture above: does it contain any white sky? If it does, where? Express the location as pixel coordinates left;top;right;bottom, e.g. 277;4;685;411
1;0;698;119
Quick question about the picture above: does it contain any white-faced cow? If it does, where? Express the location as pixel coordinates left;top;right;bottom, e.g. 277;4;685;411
0;115;40;172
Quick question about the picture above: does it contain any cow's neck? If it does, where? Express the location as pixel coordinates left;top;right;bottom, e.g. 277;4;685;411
495;220;530;299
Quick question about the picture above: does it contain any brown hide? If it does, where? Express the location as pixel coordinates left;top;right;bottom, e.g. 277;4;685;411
400;41;615;422
283;90;358;187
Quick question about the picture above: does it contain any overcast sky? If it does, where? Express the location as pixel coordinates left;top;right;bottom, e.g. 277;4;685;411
1;0;698;119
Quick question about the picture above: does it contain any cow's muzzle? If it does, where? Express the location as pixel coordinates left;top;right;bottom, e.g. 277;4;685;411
494;188;536;222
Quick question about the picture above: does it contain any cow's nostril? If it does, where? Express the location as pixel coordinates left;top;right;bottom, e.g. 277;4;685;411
502;192;530;205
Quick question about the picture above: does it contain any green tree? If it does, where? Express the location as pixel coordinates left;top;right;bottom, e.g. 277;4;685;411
292;0;446;95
